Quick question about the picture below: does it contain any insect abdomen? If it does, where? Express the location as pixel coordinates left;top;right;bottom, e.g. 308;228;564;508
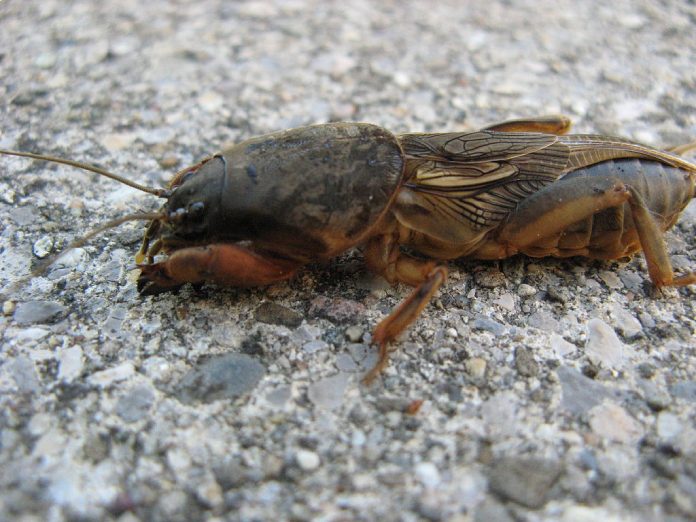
526;159;694;259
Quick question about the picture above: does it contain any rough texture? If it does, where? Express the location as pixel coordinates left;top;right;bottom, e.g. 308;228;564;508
1;1;695;521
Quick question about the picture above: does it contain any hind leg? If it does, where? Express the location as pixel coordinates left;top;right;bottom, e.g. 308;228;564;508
481;178;694;288
626;187;696;287
483;115;572;135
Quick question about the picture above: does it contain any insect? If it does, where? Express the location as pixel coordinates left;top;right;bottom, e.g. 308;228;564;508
2;115;695;382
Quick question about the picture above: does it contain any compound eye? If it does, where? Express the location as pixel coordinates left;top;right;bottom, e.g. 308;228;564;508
188;201;205;218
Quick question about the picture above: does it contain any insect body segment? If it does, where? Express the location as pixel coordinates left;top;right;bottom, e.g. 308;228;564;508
2;116;695;382
393;131;695;287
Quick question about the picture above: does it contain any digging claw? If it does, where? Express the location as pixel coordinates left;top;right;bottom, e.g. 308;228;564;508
136;264;182;295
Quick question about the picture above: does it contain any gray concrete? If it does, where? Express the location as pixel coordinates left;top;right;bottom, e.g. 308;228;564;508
1;1;695;520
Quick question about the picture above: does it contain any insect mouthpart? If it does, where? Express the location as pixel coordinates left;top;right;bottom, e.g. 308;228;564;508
135;201;209;264
167;201;206;224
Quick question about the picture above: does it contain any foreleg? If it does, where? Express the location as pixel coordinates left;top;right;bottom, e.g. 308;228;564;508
137;244;300;294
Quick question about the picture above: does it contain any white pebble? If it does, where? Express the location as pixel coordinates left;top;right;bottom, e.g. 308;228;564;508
415;462;441;489
89;362;135;387
517;283;537;297
465;358;487;380
33;235;54;258
551;334;577;358
610;304;642;338
345;325;364;342
589;402;643;444
296;449;320;471
303;340;329;354
58;346;84;382
585;318;624;369
599;271;622;289
656;412;682;440
101;132;137;152
494;293;515;311
198;91;224;112
3;301;16;316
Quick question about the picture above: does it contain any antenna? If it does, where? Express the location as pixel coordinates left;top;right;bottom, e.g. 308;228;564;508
0;149;170;198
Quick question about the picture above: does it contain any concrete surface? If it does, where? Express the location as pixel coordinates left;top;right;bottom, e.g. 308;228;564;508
1;0;695;520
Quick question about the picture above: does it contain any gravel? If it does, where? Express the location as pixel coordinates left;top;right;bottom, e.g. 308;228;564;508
1;0;695;521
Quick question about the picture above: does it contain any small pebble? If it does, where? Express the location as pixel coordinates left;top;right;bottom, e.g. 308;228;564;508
175;354;265;403
101;132;137;152
255;302;303;327
669;381;696;401
466;358;487;380
515;348;539;377
158;155;180;169
619;13;646;29
546;286;568;304
9;207;35;225
414;462;441;489
303;340;329;354
345;325;364;342
517;283;537;297
309;296;367;323
16;327;50;343
295;450;320;471
14;301;66;325
32;235;54;258
34;52;56;68
57;346;84;382
265;386;292;408
89;362;135;387
494;293;515;311
636;363;656;379
599;271;622;289
487;457;562;509
115;384;156;423
640;380;671;411
527;310;560;332
293;324;321;342
0;186;16;204
588;402;643;444
54;248;88;268
195;476;224;509
656;412;682;440
585;318;624;369
472;315;506;335
198;91;224;112
610;304;642;338
335;352;359;372
475;270;507;288
308;373;349;410
475;498;514;522
638;312;656;329
3;301;15;316
551;334;576;358
10;356;41;394
557;366;611;415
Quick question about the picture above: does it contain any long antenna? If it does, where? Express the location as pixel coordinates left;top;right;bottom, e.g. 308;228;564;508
0;149;170;198
1;212;165;300
32;212;165;277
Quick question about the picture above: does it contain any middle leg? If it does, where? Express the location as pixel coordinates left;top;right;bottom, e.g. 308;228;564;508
362;233;448;383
